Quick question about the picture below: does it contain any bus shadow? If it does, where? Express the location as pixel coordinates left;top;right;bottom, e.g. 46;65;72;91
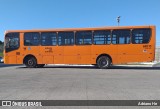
17;65;160;70
18;65;97;69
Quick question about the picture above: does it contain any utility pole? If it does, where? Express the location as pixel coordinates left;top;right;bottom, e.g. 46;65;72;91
117;16;121;26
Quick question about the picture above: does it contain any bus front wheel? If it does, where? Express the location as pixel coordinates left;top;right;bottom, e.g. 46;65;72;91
24;57;37;68
97;56;111;69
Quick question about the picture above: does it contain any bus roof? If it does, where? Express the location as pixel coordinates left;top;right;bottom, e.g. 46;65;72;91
5;25;155;33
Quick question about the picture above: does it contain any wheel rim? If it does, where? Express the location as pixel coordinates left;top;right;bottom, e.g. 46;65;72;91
28;60;33;66
100;58;108;67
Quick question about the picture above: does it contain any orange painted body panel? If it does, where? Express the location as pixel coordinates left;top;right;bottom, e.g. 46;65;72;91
4;25;156;65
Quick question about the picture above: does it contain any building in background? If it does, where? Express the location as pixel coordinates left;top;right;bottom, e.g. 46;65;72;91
155;41;160;62
155;47;160;62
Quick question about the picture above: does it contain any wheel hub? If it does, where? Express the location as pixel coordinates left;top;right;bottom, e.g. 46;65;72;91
28;60;33;65
101;59;108;66
102;61;106;65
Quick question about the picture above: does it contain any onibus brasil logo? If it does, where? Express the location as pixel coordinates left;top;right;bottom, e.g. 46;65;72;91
2;101;42;106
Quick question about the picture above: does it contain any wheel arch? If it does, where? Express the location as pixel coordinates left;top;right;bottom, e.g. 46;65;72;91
23;54;37;64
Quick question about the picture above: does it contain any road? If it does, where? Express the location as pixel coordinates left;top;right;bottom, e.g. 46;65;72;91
0;63;22;67
0;65;160;109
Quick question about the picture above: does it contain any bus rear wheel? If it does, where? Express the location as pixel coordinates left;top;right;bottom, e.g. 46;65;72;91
24;57;37;68
97;56;111;69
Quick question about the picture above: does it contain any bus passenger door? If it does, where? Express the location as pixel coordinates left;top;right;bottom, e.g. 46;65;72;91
21;33;41;63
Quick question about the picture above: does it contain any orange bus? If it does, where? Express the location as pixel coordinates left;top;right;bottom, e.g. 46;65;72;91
4;25;156;68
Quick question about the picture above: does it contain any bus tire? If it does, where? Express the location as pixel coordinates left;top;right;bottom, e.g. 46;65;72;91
97;56;111;69
37;64;45;68
24;57;37;68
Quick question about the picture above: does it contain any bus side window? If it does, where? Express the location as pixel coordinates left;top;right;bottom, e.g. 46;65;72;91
24;32;40;46
93;30;111;45
41;32;57;46
112;30;130;44
132;29;151;44
75;31;92;45
112;34;117;44
58;32;74;46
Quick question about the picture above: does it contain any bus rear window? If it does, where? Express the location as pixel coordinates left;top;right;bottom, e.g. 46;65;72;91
132;29;151;44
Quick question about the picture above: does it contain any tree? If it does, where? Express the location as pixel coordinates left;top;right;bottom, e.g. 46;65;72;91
0;40;3;45
0;40;4;52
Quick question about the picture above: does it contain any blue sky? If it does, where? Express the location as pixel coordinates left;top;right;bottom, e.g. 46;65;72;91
0;0;160;45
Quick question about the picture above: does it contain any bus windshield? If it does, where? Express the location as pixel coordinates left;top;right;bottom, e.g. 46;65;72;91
5;33;19;52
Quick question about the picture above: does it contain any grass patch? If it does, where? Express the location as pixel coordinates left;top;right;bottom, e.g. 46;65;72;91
0;52;3;57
